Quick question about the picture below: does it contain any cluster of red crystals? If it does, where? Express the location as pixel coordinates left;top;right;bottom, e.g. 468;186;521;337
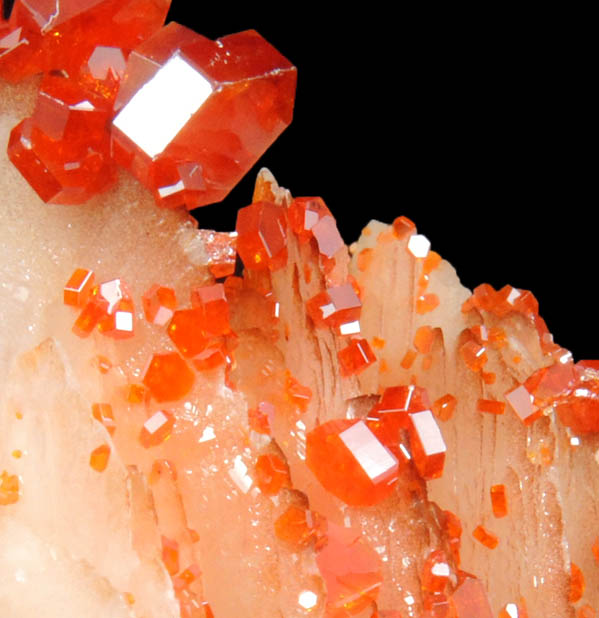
236;201;288;271
366;385;429;453
0;0;170;83
65;270;137;340
315;522;383;615
306;283;362;332
306;419;399;506
139;410;175;448
8;75;116;203
89;444;111;472
3;3;296;208
338;338;376;376
0;470;20;505
274;505;326;550
112;24;296;208
472;525;498;550
254;454;290;496
288;197;331;241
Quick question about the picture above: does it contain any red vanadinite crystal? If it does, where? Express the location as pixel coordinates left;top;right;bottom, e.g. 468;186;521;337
477;399;505;415
142;284;177;326
236;201;288;271
338;338;376;376
472;525;498;550
490;484;508;518
161;536;180;576
0;0;170;83
274;505;324;550
64;268;95;307
8;75;117;204
254;454;290;496
139;410;175;448
91;403;116;436
392;216;416;240
143;353;195;402
190;283;230;336
288;196;332;242
167;309;208;358
306;419;399;506
408;410;446;480
569;562;585;604
111;23;296;208
306;283;361;330
248;401;275;434
504;385;542;426
89;444;111;472
421;550;451;594
433;394;457;422
0;470;20;505
367;385;430;453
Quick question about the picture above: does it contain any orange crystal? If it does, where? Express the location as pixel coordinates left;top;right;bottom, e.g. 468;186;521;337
408;410;446;480
142;284;177;326
111;23;296;208
306;419;399;506
161;536;180;576
414;326;435;354
0;470;19;505
167;309;208;358
64;268;95;307
421;550;451;594
97;297;135;339
274;505;324;550
577;605;596;618
306;283;362;330
569;562;585;604
459;340;488;372
392;215;416;239
284;372;312;413
139;410;175;448
433;394;457;422
254;454;290;496
416;293;440;314
248;401;275;435
236;201;288;271
190;283;231;336
490;484;508;518
477;399;505;415
89;444;111;472
72;300;106;338
91;403;116;436
338;338;376;376
472;525;498;549
143;353;194;402
505;385;542;426
288;196;332;243
8;76;116;204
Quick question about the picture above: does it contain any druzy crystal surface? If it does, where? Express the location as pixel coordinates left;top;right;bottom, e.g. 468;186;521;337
1;4;599;618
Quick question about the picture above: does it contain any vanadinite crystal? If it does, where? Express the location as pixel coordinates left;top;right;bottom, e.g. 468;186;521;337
111;23;296;208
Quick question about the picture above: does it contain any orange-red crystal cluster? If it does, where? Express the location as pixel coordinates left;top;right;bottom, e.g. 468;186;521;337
2;1;296;208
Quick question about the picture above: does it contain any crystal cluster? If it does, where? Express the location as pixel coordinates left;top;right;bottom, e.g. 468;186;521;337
1;2;598;618
1;0;296;208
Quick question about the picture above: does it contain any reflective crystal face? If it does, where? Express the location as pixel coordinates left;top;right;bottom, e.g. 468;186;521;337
111;23;297;209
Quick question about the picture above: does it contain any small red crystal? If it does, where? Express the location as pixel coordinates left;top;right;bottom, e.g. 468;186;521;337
254;454;290;496
139;410;175;448
408;410;446;480
338;338;376;376
64;268;95;307
142;284;177;326
143;353;194;402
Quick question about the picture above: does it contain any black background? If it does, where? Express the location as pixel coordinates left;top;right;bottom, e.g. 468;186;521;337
165;5;593;360
4;2;594;359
